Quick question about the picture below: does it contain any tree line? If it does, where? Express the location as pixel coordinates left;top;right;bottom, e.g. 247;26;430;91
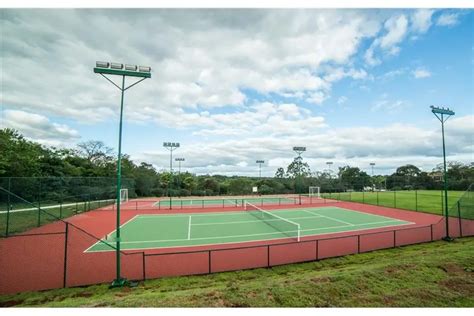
1;128;472;199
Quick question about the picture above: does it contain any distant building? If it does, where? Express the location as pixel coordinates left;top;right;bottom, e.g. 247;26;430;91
429;171;443;182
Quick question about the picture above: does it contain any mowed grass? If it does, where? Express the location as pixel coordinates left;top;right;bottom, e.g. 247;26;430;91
1;237;473;307
0;200;114;236
322;190;466;216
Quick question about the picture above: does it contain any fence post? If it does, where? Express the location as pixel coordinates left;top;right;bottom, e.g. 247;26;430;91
267;245;270;267
457;201;463;237
37;180;42;227
208;251;212;274
376;191;379;206
63;222;69;288
362;191;365;204
60;200;63;219
394;191;397;208
357;235;360;253
6;178;11;237
415;190;418;211
142;252;146;281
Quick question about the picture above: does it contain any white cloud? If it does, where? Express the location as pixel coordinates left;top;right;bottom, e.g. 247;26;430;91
379;15;408;50
1;9;384;124
411;9;434;33
337;96;348;104
436;13;460;26
4;110;80;146
412;68;432;79
136;115;473;176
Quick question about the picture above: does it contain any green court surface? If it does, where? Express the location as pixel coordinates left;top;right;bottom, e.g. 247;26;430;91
154;196;298;207
86;207;413;252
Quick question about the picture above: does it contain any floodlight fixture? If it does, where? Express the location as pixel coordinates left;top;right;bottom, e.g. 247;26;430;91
256;160;265;164
293;146;306;152
139;66;151;73
94;61;151;78
110;62;124;70
93;60;151;289
96;61;110;68
175;158;185;162
125;64;137;71
430;105;455;241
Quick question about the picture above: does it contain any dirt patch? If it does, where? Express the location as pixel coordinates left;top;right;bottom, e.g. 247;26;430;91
439;277;474;295
311;276;332;283
438;263;467;274
72;292;94;298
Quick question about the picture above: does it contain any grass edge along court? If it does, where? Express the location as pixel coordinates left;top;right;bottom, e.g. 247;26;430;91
86;205;413;252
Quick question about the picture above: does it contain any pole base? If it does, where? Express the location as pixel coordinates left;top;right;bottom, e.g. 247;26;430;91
109;278;139;289
442;236;455;242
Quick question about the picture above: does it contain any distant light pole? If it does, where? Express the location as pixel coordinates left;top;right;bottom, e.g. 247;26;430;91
430;105;455;241
175;157;185;197
370;162;375;177
94;61;151;288
326;161;333;178
256;160;265;179
293;147;306;194
175;157;185;175
164;142;180;207
370;162;376;191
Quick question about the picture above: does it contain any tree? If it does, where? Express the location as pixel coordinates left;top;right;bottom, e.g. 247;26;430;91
275;167;285;178
0;128;44;177
286;156;311;178
77;141;114;167
338;166;370;191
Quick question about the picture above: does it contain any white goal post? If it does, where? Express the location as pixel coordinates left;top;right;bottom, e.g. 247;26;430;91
119;188;129;204
309;186;321;198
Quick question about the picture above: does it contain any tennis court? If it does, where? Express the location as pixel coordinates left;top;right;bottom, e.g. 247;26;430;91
153;196;298;207
86;205;413;252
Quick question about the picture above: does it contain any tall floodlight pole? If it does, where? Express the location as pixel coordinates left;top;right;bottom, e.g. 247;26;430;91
175;157;185;197
175;157;185;175
430;105;455;241
94;61;151;288
326;161;333;178
164;142;180;207
256;160;265;179
293;147;306;194
370;162;376;191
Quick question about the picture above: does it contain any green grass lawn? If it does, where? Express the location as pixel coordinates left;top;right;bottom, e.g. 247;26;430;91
0;199;115;236
1;237;472;307
322;190;466;216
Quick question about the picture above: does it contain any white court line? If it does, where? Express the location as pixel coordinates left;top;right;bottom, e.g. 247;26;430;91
86;220;416;253
303;210;355;226
83;214;141;253
188;215;192;240
96;219;409;245
190;215;322;226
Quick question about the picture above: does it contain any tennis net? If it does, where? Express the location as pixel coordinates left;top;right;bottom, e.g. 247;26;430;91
244;202;300;241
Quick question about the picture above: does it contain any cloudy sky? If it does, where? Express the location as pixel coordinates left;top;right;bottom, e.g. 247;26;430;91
1;8;473;176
